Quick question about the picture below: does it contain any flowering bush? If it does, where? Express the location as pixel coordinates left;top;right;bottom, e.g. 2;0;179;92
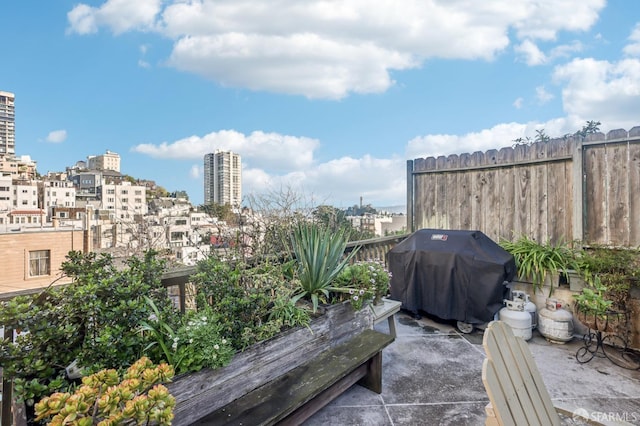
173;308;235;374
34;357;175;426
140;298;234;375
332;260;392;309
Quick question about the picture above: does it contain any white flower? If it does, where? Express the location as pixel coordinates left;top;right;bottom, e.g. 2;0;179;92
359;289;365;295
353;295;359;301
222;339;227;344
349;289;354;294
214;344;220;350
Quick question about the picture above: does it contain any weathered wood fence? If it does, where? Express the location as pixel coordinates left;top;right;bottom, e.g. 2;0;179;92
407;126;640;247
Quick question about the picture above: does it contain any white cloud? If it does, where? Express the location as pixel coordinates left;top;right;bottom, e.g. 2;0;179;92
553;57;640;129
513;97;523;109
132;130;319;172
516;40;547;65
511;0;604;41
624;23;640;57
67;0;605;99
242;155;406;207
67;0;161;35
405;119;573;160
189;164;201;179
45;130;68;143
133;128;406;206
535;85;554;104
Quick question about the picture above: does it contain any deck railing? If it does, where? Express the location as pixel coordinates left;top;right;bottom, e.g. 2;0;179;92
0;234;409;425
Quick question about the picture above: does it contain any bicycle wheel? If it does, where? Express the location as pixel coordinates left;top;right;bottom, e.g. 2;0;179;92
602;335;640;370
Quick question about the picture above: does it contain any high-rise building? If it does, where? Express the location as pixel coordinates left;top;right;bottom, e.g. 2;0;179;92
204;151;242;206
0;91;16;156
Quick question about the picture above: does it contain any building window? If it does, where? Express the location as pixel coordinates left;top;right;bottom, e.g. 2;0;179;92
29;250;50;277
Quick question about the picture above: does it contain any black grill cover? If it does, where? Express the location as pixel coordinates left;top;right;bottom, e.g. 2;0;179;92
388;229;515;324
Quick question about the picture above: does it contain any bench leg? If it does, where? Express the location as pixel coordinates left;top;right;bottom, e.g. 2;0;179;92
387;315;397;338
357;351;383;394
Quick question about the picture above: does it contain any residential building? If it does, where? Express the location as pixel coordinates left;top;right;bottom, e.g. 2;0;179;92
13;178;39;211
69;171;101;204
87;150;121;172
347;212;407;237
0;227;88;294
40;177;76;215
204;150;242;206
99;181;148;220
0;91;15;156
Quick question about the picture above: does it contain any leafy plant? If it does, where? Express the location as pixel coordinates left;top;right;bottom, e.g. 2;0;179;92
332;260;392;309
573;277;613;316
289;223;359;312
268;291;311;330
190;256;300;349
0;250;169;405
34;357;175;426
500;236;578;296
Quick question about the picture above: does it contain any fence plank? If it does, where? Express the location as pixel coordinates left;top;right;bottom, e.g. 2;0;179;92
410;131;640;247
630;142;640;244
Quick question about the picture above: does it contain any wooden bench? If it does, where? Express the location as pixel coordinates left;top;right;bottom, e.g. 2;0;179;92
196;329;394;425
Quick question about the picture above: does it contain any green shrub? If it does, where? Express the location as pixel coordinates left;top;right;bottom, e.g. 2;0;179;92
0;250;169;406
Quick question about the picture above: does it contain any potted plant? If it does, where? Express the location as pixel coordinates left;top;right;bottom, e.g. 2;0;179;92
501;236;579;297
573;277;622;333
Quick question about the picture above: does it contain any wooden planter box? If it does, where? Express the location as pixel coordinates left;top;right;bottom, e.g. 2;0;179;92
167;302;373;426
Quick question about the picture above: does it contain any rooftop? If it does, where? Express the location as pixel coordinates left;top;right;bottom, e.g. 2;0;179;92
305;311;640;426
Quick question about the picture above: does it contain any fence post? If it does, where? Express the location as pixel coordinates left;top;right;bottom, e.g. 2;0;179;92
2;326;13;426
406;160;414;232
572;139;584;243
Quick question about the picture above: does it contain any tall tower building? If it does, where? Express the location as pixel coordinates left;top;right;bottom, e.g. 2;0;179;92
0;91;16;156
204;151;242;206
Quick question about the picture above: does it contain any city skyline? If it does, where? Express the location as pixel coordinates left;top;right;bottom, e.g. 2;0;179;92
2;1;640;208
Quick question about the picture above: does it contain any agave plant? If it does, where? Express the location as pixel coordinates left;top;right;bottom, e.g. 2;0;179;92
290;223;359;312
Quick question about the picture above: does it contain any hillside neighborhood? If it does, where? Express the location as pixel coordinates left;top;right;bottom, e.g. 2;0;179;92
0;91;406;294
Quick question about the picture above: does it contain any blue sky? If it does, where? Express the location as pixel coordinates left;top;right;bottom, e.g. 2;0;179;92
2;1;640;208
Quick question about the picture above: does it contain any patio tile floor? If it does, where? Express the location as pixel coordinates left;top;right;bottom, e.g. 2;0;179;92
303;311;640;426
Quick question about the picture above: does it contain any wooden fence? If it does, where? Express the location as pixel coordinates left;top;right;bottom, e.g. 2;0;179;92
407;126;640;247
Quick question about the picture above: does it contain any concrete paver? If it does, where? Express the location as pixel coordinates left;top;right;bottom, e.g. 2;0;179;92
303;311;640;426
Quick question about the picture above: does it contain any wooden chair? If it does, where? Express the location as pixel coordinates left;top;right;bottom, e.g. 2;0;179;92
481;320;562;426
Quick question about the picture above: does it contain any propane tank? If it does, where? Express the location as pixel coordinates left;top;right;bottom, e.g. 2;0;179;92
511;290;537;330
499;299;532;341
538;298;574;344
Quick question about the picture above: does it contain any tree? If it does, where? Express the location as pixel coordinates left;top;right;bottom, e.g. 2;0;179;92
200;202;237;224
313;205;350;233
534;129;550;143
574;120;601;139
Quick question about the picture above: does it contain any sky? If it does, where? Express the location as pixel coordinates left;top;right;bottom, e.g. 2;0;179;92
2;1;640;209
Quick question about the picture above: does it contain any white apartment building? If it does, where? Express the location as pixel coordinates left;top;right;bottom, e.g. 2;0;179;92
0;173;11;227
41;179;76;210
88;150;121;172
204;151;242;206
100;181;147;219
10;179;44;227
0;91;15;156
